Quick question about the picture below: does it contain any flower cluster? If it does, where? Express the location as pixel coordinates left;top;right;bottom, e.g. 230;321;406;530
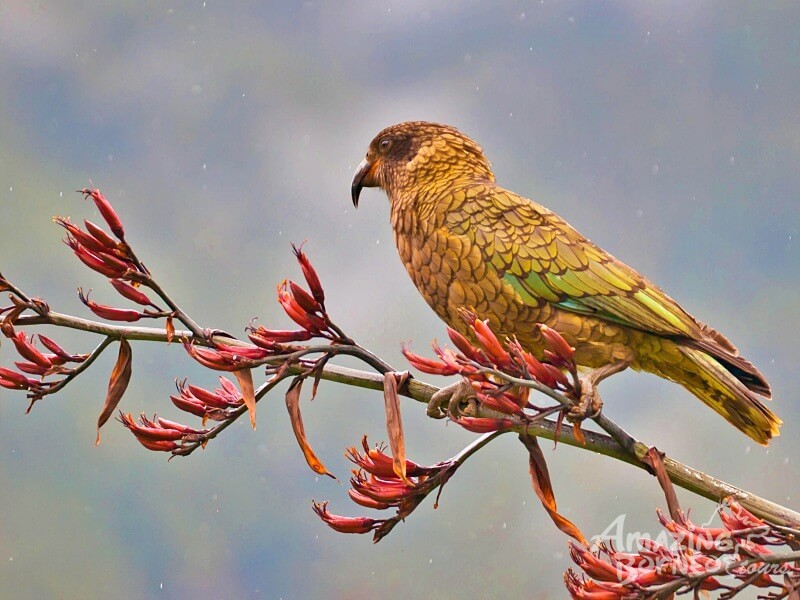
170;376;245;423
0;319;88;406
55;187;170;323
249;243;347;347
402;311;578;432
312;436;454;542
119;412;208;454
567;500;799;598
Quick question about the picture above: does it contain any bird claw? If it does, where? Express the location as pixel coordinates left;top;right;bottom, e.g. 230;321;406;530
567;359;631;423
567;380;603;423
427;378;478;420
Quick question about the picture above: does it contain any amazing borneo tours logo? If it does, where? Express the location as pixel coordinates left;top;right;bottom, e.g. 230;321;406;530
587;502;794;586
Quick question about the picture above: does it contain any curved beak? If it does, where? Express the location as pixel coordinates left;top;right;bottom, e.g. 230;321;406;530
351;158;375;208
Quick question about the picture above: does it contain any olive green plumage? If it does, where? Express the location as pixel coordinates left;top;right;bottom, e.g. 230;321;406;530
351;121;780;444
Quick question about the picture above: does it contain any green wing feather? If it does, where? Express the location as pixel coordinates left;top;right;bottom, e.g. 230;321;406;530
445;184;703;340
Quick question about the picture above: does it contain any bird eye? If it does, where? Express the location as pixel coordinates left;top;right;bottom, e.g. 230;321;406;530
378;138;392;152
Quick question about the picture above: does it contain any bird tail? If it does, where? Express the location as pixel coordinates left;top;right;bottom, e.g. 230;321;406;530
668;345;781;445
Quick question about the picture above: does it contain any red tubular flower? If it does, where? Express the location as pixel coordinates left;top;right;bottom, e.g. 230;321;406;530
65;237;126;278
187;379;241;408
569;543;637;585
288;281;321;314
312;501;378;534
0;366;40;390
183;384;230;409
79;187;125;241
8;330;53;368
346;436;426;479
470;318;514;369
429;342;478;375
564;570;634;600
292;243;325;308
446;327;487;363
248;326;313;346
171;377;241;421
95;248;134;273
38;334;87;363
14;361;61;376
476;391;525;416
181;340;244;371
350;471;417;505
54;217;110;255
170;393;208;419
348;489;391;510
212;341;270;361
119;413;186;452
109;279;153;306
720;498;768;531
454;416;516;433
277;282;327;333
539;324;575;364
401;344;459;376
657;509;735;553
78;288;142;322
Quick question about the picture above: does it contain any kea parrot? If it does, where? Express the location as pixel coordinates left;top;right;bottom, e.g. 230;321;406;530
350;121;780;445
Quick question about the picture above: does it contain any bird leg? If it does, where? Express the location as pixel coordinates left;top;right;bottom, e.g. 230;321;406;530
567;359;631;423
427;378;478;420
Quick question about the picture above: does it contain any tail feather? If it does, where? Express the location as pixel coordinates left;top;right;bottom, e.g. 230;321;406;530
682;335;772;398
675;346;780;445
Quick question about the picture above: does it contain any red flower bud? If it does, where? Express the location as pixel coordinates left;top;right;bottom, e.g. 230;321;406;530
84;219;120;250
288;280;321;314
108;279;153;306
79;187;125;240
292;243;325;308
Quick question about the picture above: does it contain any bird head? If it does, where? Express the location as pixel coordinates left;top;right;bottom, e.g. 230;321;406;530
351;121;495;207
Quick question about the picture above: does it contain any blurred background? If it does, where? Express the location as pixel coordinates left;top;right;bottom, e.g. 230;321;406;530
1;2;798;598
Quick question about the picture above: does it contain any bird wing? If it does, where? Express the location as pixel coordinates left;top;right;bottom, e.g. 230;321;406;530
443;183;708;340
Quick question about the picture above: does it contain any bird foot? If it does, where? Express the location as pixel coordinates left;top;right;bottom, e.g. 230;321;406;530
567;379;604;423
427;378;478;420
567;359;631;424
